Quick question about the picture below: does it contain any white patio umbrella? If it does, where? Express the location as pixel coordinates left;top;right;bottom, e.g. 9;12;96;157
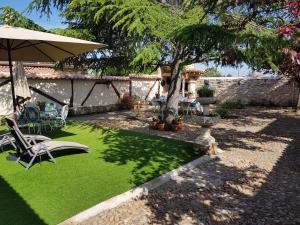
13;61;31;102
0;25;106;111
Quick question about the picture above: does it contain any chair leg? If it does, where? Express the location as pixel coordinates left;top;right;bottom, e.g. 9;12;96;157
9;139;17;150
46;151;56;163
16;157;21;163
26;155;37;170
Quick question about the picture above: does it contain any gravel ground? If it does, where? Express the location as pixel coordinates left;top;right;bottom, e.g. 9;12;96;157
73;107;300;225
74;107;212;142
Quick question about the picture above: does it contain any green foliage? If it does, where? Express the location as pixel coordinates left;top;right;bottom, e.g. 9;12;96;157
50;28;95;40
28;0;240;74
216;107;230;119
196;86;215;97
221;100;245;110
172;115;183;124
29;0;290;79
0;6;46;31
203;67;221;77
216;100;245;118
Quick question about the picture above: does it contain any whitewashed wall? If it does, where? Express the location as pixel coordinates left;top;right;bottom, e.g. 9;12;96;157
1;76;296;116
132;79;160;100
0;78;160;115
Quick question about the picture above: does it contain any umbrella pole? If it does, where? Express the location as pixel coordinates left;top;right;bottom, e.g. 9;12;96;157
7;40;17;112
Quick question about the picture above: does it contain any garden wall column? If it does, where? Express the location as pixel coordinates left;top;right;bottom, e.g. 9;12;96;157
188;79;197;97
181;78;185;96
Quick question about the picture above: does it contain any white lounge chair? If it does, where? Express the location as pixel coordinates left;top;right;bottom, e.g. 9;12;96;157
6;117;90;170
0;132;50;151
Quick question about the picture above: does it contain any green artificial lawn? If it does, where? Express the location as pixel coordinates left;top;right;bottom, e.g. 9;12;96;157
0;121;199;225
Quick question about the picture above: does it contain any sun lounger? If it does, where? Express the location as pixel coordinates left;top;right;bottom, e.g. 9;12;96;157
0;132;50;151
6;117;90;170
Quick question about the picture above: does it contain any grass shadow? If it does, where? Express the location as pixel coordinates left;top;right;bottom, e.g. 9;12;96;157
100;129;201;186
0;176;46;225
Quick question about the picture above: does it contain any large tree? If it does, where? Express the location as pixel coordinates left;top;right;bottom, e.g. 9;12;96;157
30;0;287;123
0;6;45;31
194;0;300;108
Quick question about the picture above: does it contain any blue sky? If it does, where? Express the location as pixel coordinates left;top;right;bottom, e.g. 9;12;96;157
0;0;66;29
1;0;252;76
196;62;251;77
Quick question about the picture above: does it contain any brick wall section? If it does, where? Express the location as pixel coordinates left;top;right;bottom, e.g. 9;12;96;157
196;77;299;107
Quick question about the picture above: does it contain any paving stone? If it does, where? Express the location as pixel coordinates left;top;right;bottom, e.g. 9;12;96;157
72;107;300;225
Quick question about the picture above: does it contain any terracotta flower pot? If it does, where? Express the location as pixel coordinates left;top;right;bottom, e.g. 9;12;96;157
177;122;184;130
171;124;180;132
157;123;165;131
133;103;140;110
150;121;158;130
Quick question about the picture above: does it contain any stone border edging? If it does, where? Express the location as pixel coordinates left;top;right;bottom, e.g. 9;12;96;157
59;155;215;225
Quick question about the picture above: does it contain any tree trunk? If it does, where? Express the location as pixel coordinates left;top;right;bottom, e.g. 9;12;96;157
163;60;182;128
296;82;300;111
293;77;300;111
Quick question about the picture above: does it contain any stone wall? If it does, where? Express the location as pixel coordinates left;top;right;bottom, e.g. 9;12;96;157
196;77;299;107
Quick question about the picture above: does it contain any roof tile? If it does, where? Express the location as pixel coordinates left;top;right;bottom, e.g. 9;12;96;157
0;65;160;81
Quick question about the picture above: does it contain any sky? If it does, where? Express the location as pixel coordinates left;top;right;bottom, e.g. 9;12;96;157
1;0;254;76
0;0;66;29
196;62;251;77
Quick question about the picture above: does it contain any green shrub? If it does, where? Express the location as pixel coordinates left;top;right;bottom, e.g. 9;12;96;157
216;101;245;118
221;101;245;110
216;107;230;119
0;116;6;125
196;86;215;97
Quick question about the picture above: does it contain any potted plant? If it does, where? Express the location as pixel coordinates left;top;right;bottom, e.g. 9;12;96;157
171;116;183;131
120;95;134;109
156;116;165;131
196;86;215;98
150;117;159;129
196;111;220;128
132;95;141;109
196;86;217;116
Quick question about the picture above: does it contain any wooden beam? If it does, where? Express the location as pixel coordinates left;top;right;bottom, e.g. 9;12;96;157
79;81;109;106
145;80;158;101
69;79;74;107
129;80;132;96
0;79;10;88
29;86;66;106
81;82;97;106
110;81;121;99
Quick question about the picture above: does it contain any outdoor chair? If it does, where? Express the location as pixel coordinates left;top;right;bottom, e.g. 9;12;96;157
55;105;69;127
45;102;58;117
186;101;203;116
23;106;43;134
0;132;50;152
151;98;160;113
6;117;90;170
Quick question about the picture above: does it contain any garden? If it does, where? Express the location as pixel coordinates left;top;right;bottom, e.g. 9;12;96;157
0;121;199;225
